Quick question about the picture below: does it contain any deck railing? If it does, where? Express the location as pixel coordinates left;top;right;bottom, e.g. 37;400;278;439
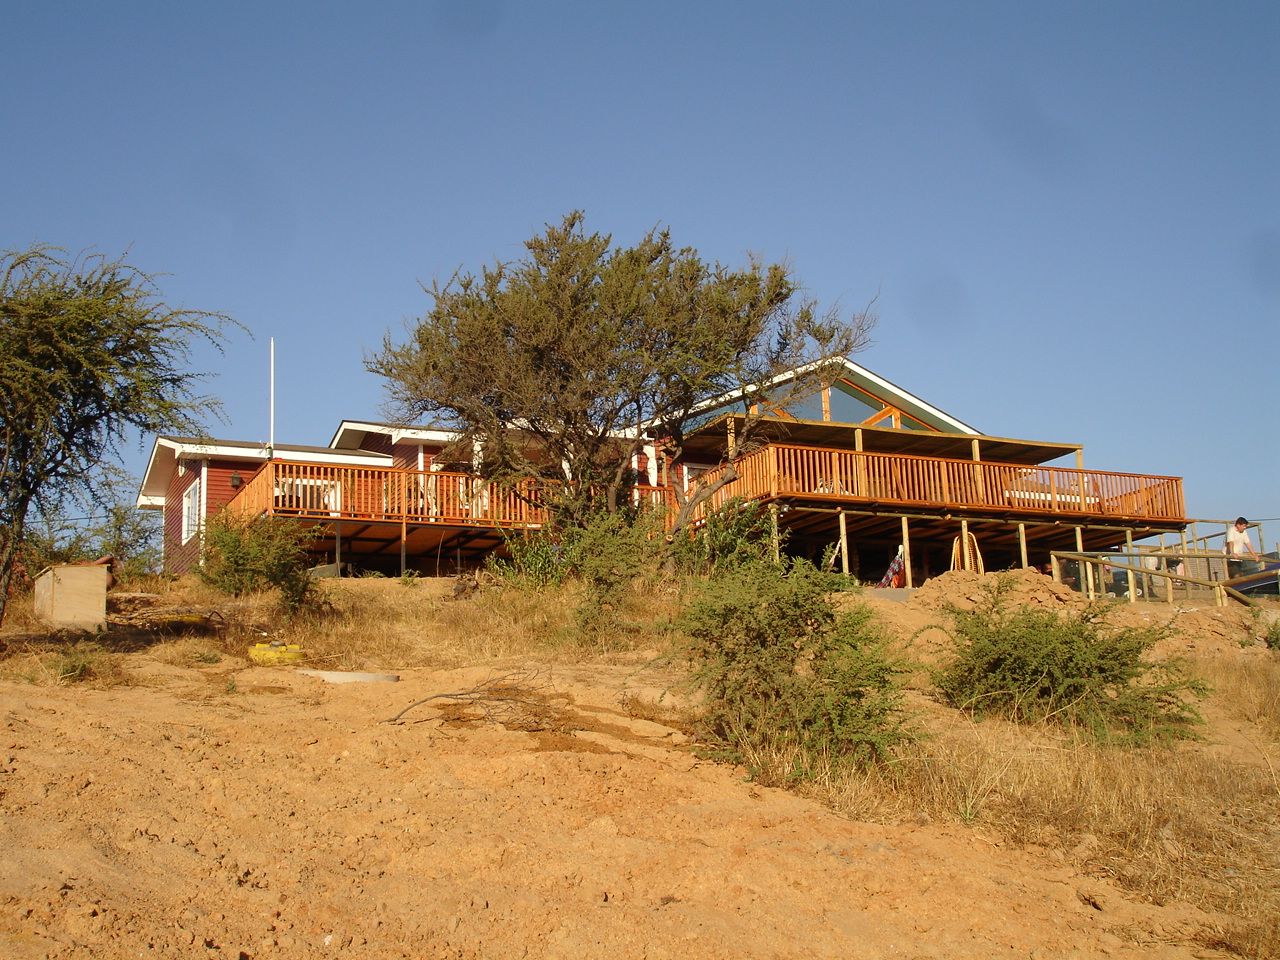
226;460;550;527
684;444;1184;524
225;447;1184;532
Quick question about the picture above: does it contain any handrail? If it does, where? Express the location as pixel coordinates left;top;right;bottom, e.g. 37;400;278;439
226;460;551;527
225;446;1187;534
681;444;1184;525
1049;550;1254;608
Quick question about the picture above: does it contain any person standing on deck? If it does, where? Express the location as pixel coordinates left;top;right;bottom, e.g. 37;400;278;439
1225;517;1259;580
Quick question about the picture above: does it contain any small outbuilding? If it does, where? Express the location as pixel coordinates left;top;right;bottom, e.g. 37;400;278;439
33;564;110;631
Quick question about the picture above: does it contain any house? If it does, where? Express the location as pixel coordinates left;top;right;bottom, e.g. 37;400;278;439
137;358;1186;581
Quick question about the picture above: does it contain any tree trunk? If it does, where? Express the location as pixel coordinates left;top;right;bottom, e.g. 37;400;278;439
0;506;31;628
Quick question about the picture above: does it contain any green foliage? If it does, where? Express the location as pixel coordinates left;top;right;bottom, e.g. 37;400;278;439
568;510;664;640
670;498;777;575
488;509;667;643
488;526;572;588
680;558;910;778
398;570;420;588
933;578;1205;744
199;513;317;614
0;245;231;624
1266;617;1280;652
369;212;870;528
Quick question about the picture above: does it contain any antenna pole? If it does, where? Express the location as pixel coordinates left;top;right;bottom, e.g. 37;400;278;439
269;337;276;458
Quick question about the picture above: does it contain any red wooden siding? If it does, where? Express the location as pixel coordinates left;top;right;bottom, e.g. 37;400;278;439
391;441;418;471
163;460;202;574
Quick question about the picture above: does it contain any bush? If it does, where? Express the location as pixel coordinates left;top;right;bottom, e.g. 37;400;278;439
933;578;1205;744
670;498;778;576
680;558;909;779
488;526;573;588
199;513;318;613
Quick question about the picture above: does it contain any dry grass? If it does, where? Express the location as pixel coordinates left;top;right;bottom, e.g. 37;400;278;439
4;573;1278;955
1190;652;1280;739
788;704;1280;957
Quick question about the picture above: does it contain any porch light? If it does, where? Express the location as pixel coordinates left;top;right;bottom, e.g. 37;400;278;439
230;472;243;489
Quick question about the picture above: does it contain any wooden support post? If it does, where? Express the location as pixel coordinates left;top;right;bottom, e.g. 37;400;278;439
853;427;867;497
971;439;986;504
1179;528;1190;599
838;510;849;576
1017;522;1028;569
335;522;342;574
821;387;831;422
900;516;913;588
770;504;780;564
1075;526;1091;598
1051;554;1061;584
1125;529;1137;603
400;520;407;576
726;417;736;459
960;519;971;571
1075;448;1086;510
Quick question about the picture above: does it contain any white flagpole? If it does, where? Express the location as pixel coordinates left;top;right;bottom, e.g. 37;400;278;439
269;337;276;458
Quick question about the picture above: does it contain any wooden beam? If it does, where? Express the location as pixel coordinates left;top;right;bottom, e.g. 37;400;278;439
1124;529;1136;603
901;516;913;588
838;510;849;576
1075;526;1091;598
1018;522;1028;569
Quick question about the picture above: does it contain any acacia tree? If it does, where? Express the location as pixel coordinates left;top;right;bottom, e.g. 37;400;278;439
0;246;230;624
369;212;873;527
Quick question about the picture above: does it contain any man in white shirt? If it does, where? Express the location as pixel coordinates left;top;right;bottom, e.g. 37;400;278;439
1225;516;1259;580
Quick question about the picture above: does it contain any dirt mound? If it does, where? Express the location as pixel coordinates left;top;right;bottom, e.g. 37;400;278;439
0;661;1234;960
911;567;1080;612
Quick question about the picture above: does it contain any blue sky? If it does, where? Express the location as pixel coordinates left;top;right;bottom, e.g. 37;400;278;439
3;1;1277;536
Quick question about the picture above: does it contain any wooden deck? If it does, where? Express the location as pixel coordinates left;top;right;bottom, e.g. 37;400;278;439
225;460;552;527
687;444;1184;525
226;447;1184;533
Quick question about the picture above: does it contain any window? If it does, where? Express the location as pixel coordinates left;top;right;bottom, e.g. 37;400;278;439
182;475;202;543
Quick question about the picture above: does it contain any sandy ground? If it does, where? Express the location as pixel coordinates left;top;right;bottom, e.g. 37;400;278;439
1;571;1272;960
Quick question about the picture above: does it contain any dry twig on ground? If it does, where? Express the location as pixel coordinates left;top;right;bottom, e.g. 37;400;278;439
382;669;569;732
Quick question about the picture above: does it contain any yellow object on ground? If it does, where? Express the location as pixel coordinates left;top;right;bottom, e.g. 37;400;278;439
248;642;305;665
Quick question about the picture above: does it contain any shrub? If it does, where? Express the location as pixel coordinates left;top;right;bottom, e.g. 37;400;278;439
680;558;909;779
199;513;318;613
670;498;778;576
488;526;573;588
933;578;1205;744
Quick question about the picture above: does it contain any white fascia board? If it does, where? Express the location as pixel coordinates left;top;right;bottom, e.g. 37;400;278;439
390;426;458;445
676;356;980;436
837;358;980;435
136;494;165;510
329;420;459;449
162;438;271;460
273;447;392;466
137;437;171;502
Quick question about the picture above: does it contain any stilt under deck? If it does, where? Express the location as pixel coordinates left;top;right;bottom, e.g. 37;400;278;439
223;445;1186;577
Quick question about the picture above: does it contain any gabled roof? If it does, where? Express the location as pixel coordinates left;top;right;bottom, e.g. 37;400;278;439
682;413;1078;466
136;435;391;508
329;419;459;450
685;356;980;435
